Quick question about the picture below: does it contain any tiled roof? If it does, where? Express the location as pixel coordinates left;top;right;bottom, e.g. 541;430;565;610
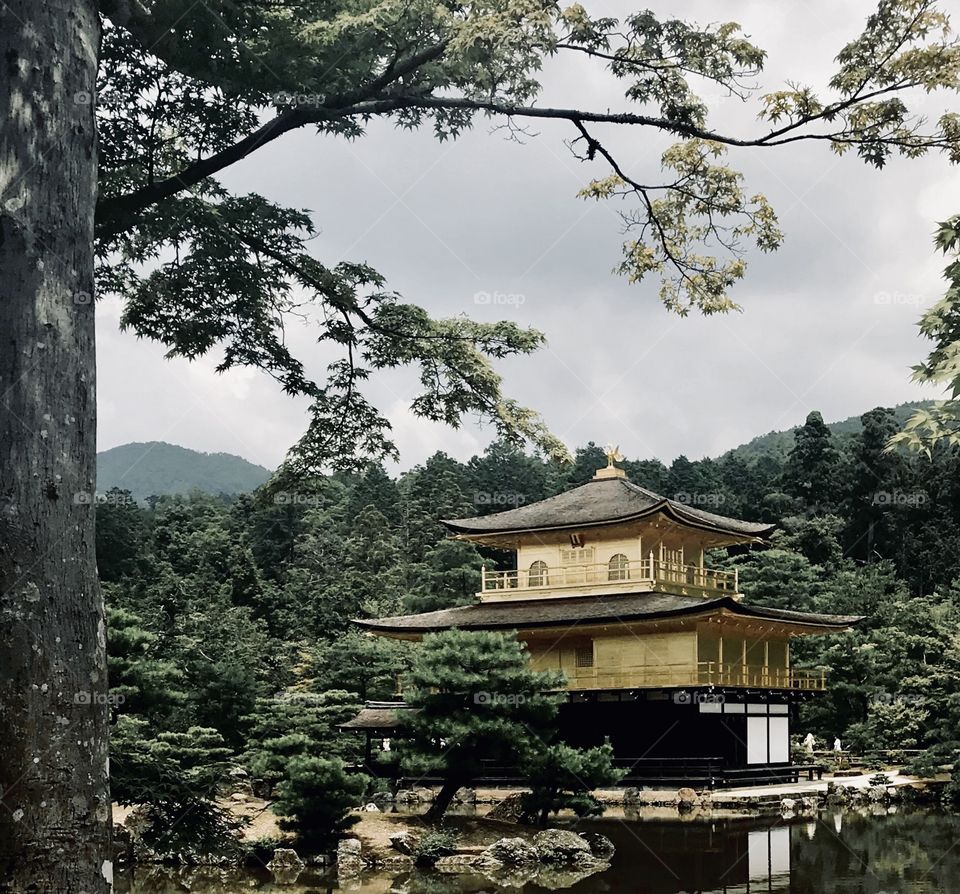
443;477;774;539
338;701;415;730
356;591;862;635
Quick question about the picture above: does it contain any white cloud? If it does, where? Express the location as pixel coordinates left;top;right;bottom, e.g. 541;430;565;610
96;0;959;470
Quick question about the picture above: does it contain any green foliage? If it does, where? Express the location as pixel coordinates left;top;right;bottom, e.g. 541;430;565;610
905;746;950;778
399;630;563;786
312;631;412;701
520;742;624;826
403;540;484;614
945;764;960;808
413;829;460;867
107;606;186;726
893;215;960;455
110;717;240;858
272;756;365;850
97;419;960;823
95;489;147;581
397;630;564;820
243;690;362;791
782;411;842;511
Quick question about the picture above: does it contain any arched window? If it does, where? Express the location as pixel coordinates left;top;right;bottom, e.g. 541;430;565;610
608;553;629;581
528;560;549;587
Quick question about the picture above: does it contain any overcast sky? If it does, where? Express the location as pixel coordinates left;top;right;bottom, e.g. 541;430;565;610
96;0;960;472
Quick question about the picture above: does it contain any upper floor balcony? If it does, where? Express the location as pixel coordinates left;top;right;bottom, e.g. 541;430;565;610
563;662;826;692
480;556;739;600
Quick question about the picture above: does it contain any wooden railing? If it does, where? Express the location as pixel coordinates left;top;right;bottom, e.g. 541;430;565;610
481;558;738;595
563;662;826;692
395;663;826;695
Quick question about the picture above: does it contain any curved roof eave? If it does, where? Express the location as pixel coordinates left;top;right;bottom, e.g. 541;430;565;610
442;501;773;540
353;596;862;636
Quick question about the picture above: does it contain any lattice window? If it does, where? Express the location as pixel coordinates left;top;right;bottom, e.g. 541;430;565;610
560;547;595;565
575;644;594;668
528;560;549;587
608;553;629;581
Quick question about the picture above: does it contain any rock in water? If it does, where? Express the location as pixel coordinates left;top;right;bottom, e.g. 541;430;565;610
533;829;595;865
676;787;698;810
580;832;615;860
435;853;503;873
483;837;539;866
337;838;364;877
488;792;527;822
267;848;305;885
536;861;610;889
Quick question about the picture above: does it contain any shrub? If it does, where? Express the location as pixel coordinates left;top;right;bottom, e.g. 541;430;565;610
413;829;459;867
111;717;241;859
905;747;947;779
520;742;624;826
273;756;365;850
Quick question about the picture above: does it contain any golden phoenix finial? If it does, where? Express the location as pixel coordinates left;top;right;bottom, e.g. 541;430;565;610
604;443;624;467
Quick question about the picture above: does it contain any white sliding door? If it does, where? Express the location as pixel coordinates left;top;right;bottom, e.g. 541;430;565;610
747;715;768;764
769;716;790;763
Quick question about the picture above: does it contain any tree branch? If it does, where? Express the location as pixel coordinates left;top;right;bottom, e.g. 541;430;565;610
95;79;947;239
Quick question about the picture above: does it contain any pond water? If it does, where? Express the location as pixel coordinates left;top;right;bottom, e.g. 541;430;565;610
115;808;960;894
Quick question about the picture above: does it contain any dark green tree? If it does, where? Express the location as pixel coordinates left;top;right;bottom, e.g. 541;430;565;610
563;443;609;488
782;411;843;511
244;690;361;791
273;756;365;850
398;630;563;821
106;606;186;727
520;742;624;826
110;718;239;859
312;632;413;700
735;549;822;613
403;540;484;614
95;489;148;582
846;408;906;563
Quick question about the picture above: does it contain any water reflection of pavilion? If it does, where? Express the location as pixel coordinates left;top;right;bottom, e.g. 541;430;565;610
578;818;793;894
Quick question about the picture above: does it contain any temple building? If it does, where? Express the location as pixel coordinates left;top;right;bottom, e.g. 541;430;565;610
347;450;860;786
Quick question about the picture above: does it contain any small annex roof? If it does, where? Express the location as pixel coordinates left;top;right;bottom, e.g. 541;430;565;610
338;701;415;731
355;591;862;637
442;476;774;541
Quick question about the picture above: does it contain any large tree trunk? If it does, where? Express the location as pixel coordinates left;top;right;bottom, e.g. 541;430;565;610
424;777;464;823
0;2;110;891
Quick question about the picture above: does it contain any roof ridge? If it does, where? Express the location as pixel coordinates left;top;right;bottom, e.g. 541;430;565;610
619;478;665;501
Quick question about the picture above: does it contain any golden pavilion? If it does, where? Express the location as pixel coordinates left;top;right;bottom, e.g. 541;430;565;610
349;451;860;785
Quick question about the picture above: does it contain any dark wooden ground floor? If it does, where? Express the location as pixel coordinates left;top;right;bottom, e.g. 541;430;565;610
345;687;821;788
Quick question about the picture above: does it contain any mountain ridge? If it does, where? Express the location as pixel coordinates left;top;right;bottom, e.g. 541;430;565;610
98;400;935;499
97;441;272;500
720;400;932;463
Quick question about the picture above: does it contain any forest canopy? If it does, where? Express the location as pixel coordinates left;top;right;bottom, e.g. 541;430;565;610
100;406;960;814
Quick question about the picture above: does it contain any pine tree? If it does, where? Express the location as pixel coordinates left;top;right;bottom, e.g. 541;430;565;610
110;718;240;859
520;742;624;826
782;411;843;512
404;540;484;613
273;756;365;850
398;630;563;822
